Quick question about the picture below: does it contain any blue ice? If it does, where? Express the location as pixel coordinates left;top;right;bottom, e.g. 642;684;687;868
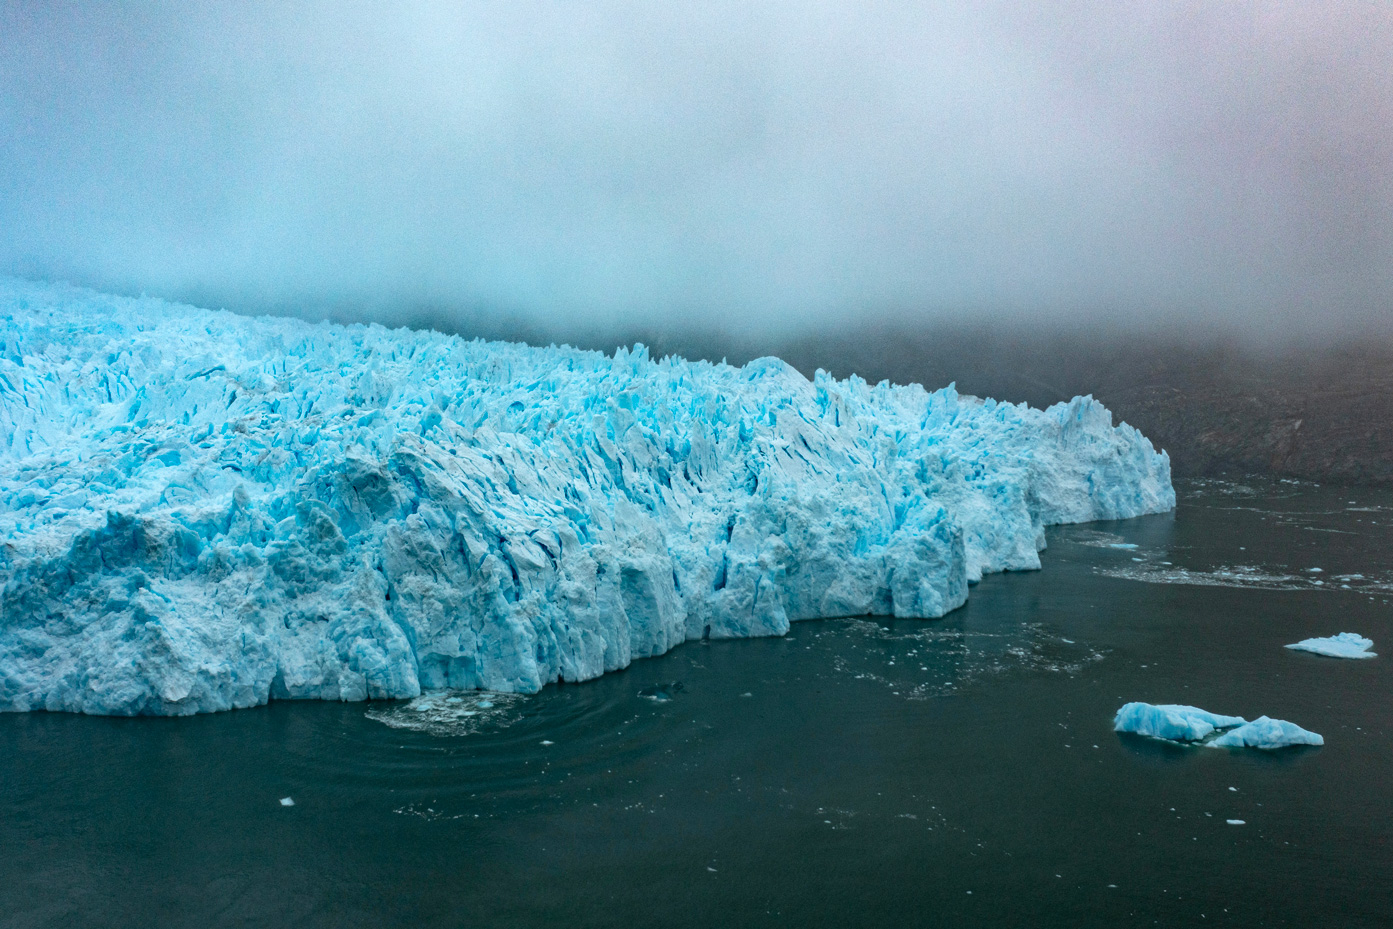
1115;703;1323;749
1207;717;1324;749
1285;633;1376;659
1113;703;1247;742
0;279;1176;715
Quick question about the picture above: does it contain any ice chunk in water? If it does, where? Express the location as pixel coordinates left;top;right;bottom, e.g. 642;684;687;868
1285;633;1376;659
1207;717;1324;749
1113;703;1246;742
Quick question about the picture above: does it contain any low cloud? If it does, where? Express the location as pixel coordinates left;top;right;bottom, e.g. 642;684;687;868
2;1;1389;342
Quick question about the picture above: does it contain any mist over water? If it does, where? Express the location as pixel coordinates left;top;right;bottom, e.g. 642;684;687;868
3;1;1391;343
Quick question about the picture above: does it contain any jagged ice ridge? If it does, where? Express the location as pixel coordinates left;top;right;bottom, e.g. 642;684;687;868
0;280;1175;715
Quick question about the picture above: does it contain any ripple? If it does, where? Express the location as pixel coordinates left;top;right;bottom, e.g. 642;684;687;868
365;691;527;738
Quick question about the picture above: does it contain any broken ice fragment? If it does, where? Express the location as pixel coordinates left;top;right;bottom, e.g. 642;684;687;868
1113;703;1246;742
1207;717;1323;750
1285;633;1375;660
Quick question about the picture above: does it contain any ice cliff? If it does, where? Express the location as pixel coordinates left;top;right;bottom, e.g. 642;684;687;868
0;280;1174;715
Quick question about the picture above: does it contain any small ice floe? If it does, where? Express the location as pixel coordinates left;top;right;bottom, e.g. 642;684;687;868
1306;567;1323;573
1285;632;1376;660
1207;717;1324;749
1109;543;1139;550
540;740;554;746
279;797;295;807
1113;703;1246;742
1227;820;1245;826
1115;703;1323;750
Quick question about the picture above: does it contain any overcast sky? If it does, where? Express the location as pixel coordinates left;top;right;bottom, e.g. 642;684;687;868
2;1;1390;341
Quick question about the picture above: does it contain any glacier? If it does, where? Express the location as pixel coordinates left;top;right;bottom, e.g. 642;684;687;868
0;279;1174;716
1285;632;1376;659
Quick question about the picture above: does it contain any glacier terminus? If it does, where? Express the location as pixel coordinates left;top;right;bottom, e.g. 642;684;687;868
0;280;1175;715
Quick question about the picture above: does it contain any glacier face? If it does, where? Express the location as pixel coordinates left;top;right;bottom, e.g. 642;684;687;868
0;279;1174;715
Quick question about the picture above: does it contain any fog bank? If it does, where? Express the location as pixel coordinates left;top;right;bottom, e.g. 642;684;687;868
3;1;1390;341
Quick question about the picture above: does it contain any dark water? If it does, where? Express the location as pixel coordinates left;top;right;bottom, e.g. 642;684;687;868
3;479;1392;928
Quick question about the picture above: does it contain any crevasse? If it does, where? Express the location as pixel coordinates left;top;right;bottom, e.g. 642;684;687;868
0;280;1175;715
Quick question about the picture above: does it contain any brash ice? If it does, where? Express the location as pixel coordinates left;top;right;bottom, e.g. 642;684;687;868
0;280;1174;715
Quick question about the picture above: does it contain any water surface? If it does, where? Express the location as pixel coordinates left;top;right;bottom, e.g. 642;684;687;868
3;479;1391;927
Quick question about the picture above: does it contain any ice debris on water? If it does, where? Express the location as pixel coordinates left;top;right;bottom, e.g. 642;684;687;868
638;682;684;702
1285;633;1376;660
364;690;523;737
279;797;294;807
1207;717;1324;749
0;279;1174;716
1113;703;1247;742
1114;703;1322;749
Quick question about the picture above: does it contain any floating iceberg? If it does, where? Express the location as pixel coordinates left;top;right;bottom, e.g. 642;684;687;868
1115;703;1322;749
1208;717;1324;749
1285;632;1376;659
0;279;1175;715
1113;703;1247;742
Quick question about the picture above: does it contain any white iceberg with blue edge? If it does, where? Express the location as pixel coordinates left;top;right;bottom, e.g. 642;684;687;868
1285;632;1375;659
1113;703;1247;742
0;279;1175;715
1208;717;1324;749
1115;702;1323;749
